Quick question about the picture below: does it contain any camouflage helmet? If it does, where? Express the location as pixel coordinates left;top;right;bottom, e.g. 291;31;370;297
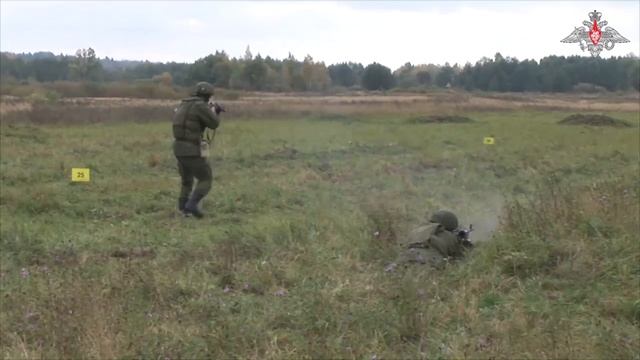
192;82;214;97
429;210;458;231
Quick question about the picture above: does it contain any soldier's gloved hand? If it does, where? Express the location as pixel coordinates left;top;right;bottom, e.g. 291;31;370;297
213;103;225;115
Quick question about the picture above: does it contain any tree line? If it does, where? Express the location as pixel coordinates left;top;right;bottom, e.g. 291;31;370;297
1;48;638;92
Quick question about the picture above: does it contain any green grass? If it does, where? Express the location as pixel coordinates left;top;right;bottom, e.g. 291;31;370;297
1;109;639;358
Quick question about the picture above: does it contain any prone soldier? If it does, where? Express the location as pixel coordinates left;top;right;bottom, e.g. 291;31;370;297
387;210;473;271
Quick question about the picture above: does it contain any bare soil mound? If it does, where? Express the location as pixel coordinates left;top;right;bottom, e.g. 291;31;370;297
558;114;631;127
406;115;474;124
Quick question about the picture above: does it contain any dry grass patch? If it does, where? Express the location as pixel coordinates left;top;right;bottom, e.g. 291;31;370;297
406;115;475;124
3;91;639;124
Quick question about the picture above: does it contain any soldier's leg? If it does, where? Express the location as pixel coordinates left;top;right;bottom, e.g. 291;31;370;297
184;157;212;218
396;248;445;269
191;158;213;199
177;157;195;211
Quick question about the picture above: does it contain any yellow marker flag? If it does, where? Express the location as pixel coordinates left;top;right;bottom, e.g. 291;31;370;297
483;137;495;145
71;168;90;182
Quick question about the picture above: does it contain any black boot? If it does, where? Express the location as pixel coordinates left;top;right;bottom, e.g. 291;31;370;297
178;197;188;212
184;194;205;219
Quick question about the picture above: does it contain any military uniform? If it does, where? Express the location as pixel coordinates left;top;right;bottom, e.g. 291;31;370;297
391;210;466;270
396;223;464;269
172;82;221;218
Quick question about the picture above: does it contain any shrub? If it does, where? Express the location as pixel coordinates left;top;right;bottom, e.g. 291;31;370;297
361;63;394;90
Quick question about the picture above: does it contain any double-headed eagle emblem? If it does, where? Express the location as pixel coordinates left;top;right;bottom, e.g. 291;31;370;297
561;10;629;57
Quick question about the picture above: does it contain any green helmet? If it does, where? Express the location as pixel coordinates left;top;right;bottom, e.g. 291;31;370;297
430;210;458;231
192;82;214;97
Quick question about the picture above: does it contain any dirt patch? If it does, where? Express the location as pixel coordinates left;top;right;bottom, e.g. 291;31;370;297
110;247;156;259
409;159;454;171
558;114;631;128
406;115;475;124
262;145;299;160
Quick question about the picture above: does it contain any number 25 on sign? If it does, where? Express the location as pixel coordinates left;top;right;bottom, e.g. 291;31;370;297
71;168;90;182
483;137;495;145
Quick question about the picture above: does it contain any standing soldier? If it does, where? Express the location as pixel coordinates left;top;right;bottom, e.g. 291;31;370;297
172;82;224;218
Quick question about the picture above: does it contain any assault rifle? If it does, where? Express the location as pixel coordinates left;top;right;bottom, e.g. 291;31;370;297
209;102;226;114
457;224;474;248
203;102;226;154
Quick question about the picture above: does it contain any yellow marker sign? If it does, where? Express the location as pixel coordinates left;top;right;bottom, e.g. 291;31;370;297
71;168;90;182
483;137;495;145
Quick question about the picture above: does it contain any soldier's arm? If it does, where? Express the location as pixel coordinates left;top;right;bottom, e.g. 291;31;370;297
446;230;465;258
195;102;220;130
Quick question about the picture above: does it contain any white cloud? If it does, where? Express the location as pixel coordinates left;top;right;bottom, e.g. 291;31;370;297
174;18;208;33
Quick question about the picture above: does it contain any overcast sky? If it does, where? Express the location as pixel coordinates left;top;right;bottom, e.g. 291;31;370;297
1;1;638;69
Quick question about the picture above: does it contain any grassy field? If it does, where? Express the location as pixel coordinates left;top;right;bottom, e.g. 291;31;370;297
1;97;639;358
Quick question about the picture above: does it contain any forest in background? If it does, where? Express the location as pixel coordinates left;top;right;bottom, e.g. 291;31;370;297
1;48;639;97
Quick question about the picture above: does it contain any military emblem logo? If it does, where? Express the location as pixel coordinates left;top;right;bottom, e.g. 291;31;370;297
561;10;629;57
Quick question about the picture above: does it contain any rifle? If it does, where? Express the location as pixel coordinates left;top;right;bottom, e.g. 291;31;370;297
203;102;226;156
209;102;226;114
457;224;474;249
